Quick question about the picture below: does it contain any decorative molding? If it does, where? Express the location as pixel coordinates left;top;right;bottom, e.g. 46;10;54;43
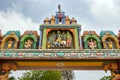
0;49;120;59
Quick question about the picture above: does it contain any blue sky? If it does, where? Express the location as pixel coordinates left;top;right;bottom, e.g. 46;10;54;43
0;0;119;80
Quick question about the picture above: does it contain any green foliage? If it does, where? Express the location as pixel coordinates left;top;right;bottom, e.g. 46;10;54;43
100;76;112;80
9;76;16;80
18;70;61;80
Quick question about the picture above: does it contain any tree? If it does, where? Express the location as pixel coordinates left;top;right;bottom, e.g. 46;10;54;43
9;76;16;80
18;70;61;80
100;76;112;80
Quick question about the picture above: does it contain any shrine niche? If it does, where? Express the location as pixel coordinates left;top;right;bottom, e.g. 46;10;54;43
1;31;20;49
100;31;119;49
46;30;73;49
20;31;39;49
82;31;101;49
118;30;120;48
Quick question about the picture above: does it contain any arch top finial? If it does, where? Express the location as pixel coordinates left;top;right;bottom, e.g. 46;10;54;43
58;4;61;12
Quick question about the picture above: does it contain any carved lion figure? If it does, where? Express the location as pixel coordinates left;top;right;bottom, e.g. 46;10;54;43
103;63;118;73
2;62;18;73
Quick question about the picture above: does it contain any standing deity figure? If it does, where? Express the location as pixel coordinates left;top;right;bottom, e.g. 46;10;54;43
60;32;67;47
87;38;97;49
66;31;72;47
47;37;51;48
24;39;33;49
0;38;1;48
107;39;113;49
118;30;120;45
7;39;13;49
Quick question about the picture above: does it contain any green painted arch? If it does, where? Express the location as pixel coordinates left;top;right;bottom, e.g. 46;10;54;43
83;35;101;49
20;35;37;49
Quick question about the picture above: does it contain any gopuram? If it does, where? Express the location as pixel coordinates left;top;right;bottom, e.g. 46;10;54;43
0;5;120;80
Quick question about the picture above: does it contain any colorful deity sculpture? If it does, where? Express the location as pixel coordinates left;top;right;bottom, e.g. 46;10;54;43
24;39;33;49
60;32;67;47
118;30;120;46
66;31;72;47
82;31;101;49
107;39;113;49
20;31;38;49
7;39;13;49
87;38;97;49
47;30;72;48
53;31;62;47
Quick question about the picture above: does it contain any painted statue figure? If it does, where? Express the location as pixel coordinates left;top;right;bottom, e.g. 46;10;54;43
7;39;13;49
107;39;113;49
103;63;118;76
87;38;97;49
118;30;120;45
60;32;66;47
0;39;1;48
24;39;33;49
53;31;62;47
66;31;72;47
47;38;51;48
0;62;18;80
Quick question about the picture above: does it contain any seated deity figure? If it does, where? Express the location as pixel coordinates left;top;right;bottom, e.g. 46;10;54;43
24;39;33;49
7;39;13;49
87;38;97;49
107;39;113;49
55;31;62;47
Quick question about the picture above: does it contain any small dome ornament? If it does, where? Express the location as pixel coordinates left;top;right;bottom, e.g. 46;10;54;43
118;30;120;36
50;15;55;24
44;17;50;24
65;15;70;24
71;17;77;24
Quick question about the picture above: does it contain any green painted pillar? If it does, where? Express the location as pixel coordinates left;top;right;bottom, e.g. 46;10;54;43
42;28;46;49
74;29;79;49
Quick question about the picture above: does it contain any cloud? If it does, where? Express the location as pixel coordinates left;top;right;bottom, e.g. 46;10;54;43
86;0;120;24
0;8;39;35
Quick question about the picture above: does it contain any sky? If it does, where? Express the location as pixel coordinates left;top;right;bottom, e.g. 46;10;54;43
0;0;119;80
